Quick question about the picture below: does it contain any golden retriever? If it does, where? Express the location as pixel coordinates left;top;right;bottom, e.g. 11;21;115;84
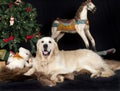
24;37;115;83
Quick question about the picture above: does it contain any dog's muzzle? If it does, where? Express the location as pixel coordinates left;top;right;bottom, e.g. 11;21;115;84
42;44;51;56
42;50;51;56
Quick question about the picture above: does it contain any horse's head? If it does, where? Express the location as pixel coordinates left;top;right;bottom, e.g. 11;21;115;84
86;0;96;13
74;0;96;20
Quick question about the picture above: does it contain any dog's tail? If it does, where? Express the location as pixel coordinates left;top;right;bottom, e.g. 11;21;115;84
105;59;120;71
0;67;31;81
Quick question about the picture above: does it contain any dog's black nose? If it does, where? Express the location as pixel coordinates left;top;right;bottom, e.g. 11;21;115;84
43;44;48;49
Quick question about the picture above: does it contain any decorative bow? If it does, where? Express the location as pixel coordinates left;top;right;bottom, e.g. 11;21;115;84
3;35;14;43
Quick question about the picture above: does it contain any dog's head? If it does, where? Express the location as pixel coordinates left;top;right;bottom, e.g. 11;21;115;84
36;37;59;59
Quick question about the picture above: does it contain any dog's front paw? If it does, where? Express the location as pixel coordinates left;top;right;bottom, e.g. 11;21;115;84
51;75;64;83
57;75;64;83
50;75;56;81
24;68;35;76
24;72;29;76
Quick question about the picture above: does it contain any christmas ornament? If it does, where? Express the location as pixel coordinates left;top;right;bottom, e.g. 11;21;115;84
25;7;31;12
14;0;22;5
9;2;14;9
9;16;14;26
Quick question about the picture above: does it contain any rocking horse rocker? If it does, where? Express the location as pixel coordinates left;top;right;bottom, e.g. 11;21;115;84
51;0;96;50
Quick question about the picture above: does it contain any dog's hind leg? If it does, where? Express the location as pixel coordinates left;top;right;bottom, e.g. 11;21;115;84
79;66;101;78
100;66;115;77
82;65;115;78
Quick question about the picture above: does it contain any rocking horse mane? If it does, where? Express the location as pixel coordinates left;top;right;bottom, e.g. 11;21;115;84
74;0;90;20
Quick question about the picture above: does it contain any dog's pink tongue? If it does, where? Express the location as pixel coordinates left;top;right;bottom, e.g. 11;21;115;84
44;51;48;55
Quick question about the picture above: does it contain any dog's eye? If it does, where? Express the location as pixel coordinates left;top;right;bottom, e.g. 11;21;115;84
26;53;29;55
41;41;44;43
49;41;52;44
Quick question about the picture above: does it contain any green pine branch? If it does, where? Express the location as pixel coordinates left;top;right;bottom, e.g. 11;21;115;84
0;0;42;53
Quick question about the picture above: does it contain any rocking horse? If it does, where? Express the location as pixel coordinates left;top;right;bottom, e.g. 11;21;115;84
51;0;96;50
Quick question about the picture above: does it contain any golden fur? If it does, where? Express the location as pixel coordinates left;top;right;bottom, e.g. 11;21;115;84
105;59;120;71
25;37;115;84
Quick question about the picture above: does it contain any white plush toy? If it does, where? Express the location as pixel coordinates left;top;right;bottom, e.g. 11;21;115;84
6;47;32;70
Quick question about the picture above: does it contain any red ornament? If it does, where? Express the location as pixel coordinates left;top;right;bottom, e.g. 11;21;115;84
9;2;14;9
25;7;31;12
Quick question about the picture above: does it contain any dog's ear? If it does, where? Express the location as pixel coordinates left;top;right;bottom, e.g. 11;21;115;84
36;39;40;51
36;39;42;58
53;42;59;55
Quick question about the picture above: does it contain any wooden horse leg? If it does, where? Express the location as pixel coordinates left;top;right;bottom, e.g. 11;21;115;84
51;27;61;42
76;25;89;49
85;26;96;51
56;33;65;42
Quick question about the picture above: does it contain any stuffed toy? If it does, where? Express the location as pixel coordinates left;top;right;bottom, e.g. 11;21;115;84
0;49;13;70
6;47;32;69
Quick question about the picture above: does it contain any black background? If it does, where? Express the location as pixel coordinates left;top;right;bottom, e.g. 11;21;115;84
1;0;120;91
26;0;120;60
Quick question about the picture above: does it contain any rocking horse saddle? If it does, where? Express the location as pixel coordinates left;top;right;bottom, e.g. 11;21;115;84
57;19;76;31
57;18;75;23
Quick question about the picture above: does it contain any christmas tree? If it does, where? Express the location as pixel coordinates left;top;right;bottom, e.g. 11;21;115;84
0;0;41;53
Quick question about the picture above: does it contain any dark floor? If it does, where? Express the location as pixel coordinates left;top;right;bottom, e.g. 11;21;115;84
0;70;120;91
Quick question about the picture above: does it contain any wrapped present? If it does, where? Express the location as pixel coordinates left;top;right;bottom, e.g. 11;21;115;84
0;49;14;62
0;61;6;69
0;49;8;68
0;49;7;60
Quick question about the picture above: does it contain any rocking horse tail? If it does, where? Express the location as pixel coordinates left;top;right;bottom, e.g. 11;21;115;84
84;25;96;51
